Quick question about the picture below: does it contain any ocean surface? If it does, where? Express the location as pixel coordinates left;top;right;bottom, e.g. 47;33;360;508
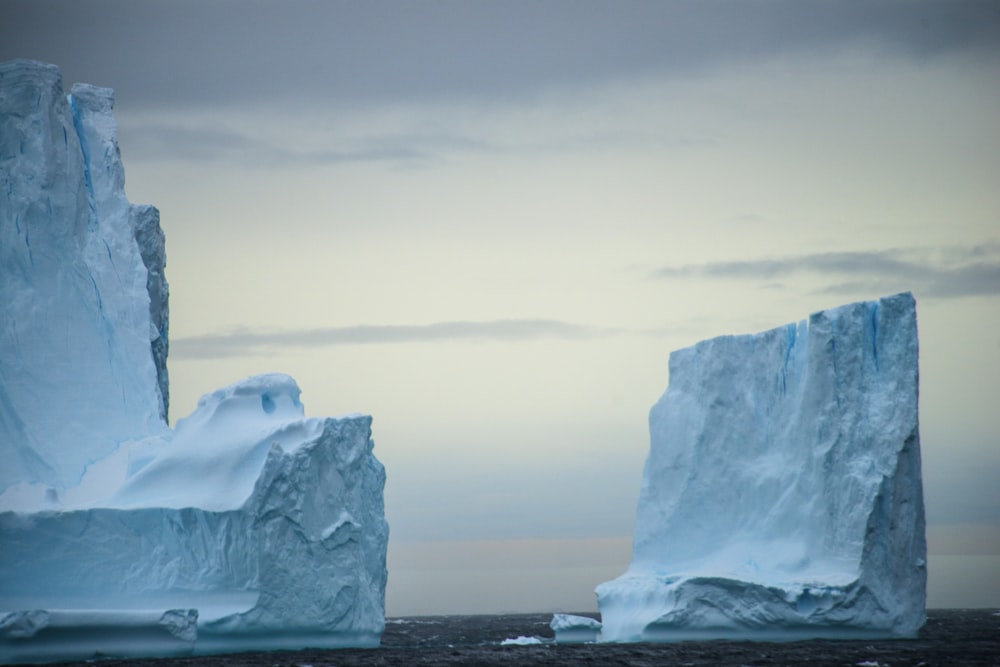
32;609;1000;666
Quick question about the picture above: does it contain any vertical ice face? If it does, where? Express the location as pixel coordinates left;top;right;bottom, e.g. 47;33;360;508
0;60;167;494
597;293;926;641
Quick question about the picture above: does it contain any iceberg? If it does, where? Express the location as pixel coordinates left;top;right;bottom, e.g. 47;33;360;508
597;293;926;641
0;60;388;662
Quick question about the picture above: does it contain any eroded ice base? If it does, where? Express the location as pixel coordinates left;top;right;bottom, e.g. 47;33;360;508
596;573;910;642
0;609;196;664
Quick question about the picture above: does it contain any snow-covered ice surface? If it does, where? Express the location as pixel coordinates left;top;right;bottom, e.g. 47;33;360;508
597;293;926;642
0;60;388;662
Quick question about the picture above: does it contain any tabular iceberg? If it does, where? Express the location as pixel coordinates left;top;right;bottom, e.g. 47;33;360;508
597;293;926;641
0;60;388;663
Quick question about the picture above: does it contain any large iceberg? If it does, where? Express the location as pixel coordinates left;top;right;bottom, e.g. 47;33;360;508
0;60;388;662
597;293;926;641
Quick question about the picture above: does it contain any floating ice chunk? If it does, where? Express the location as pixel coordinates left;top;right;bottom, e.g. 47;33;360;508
501;635;544;645
550;613;601;643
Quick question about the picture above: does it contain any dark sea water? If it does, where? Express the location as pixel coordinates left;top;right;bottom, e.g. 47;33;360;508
33;609;1000;667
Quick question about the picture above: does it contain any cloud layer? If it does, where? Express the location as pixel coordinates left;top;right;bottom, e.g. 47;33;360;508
4;0;998;110
654;243;1000;299
172;319;618;360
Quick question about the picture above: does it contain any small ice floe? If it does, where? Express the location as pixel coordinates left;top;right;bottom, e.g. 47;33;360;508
550;613;602;643
856;661;884;667
501;635;544;645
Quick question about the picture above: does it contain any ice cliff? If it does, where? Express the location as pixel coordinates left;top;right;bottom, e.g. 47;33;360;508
597;293;926;641
0;61;167;494
0;60;388;662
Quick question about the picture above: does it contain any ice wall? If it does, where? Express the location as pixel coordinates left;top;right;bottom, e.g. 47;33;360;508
0;60;167;494
597;293;926;641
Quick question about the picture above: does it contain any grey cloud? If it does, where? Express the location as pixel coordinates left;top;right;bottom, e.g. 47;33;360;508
117;118;694;165
118;115;705;165
3;1;998;111
118;122;434;167
172;319;618;360
927;262;1000;298
657;251;921;279
655;245;1000;299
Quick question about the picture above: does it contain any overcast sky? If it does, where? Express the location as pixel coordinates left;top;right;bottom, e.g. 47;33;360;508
4;0;999;614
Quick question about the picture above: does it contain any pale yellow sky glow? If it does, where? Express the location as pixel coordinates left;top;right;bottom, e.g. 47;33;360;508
142;54;999;613
4;0;999;614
